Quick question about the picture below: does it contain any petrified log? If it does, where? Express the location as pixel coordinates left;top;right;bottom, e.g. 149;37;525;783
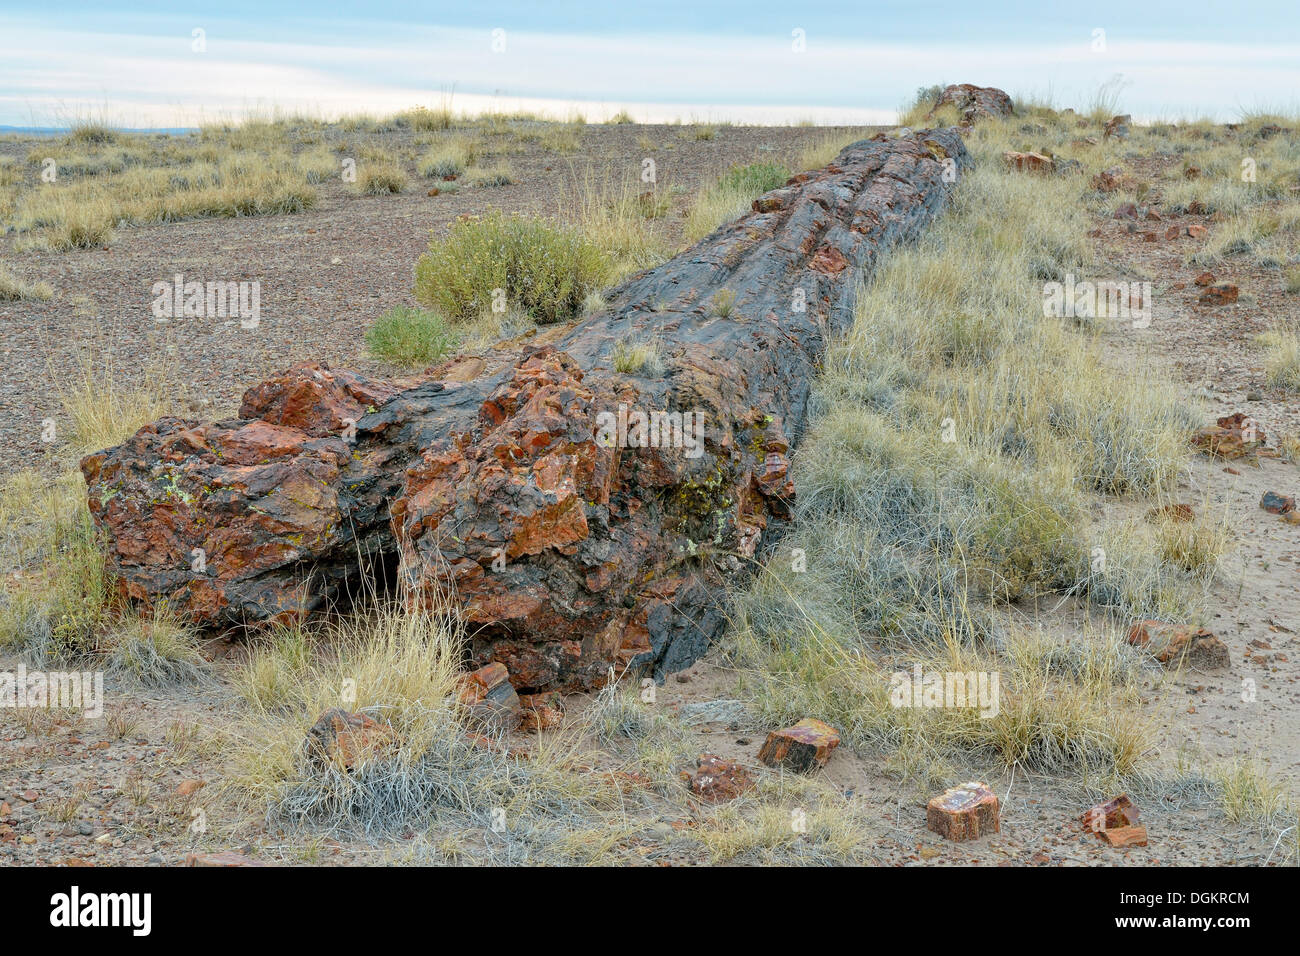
81;128;971;692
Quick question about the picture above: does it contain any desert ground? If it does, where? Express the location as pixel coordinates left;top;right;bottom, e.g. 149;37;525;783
1;92;1298;866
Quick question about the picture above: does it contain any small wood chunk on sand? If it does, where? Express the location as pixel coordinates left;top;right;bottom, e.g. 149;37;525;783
926;781;1000;841
757;718;841;772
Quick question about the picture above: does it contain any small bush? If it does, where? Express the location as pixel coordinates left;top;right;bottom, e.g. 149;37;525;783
365;305;459;366
413;212;610;323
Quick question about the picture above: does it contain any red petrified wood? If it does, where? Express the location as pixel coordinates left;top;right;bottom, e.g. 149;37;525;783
681;754;755;803
1099;826;1149;848
926;782;1001;841
1081;794;1141;833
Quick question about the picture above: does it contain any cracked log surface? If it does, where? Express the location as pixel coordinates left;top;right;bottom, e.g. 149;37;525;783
81;128;971;692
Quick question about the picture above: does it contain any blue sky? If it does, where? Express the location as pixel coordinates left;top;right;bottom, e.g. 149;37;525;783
2;1;1297;126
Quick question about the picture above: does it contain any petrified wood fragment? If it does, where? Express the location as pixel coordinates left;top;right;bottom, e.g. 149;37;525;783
757;718;842;772
926;782;1000;841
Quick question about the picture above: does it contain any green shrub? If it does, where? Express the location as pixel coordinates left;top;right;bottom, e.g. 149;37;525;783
365;306;459;366
413;212;610;323
714;161;790;196
685;161;791;240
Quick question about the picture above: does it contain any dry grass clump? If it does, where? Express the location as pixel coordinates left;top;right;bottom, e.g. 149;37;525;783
724;117;1214;786
0;264;54;301
296;146;338;184
417;136;478;178
611;337;664;376
796;130;870;171
57;357;176;455
464;163;514;187
353;160;407;195
0;355;197;683
13;149;318;249
684;161;790;241
227;600;639;858
1258;325;1300;390
397;105;454;132
570;172;673;282
9;128;322;249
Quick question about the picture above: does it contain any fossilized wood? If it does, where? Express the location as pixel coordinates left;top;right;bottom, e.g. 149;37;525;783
81;128;971;692
931;84;1014;124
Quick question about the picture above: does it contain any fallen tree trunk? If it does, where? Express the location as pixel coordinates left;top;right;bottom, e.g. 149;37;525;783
81;128;971;691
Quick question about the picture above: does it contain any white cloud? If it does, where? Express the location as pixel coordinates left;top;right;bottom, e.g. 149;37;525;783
2;19;1296;127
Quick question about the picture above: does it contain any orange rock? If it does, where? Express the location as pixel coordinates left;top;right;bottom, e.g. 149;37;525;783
302;708;397;770
1187;224;1209;239
1125;621;1230;669
931;84;1013;124
1081;794;1141;833
1198;281;1237;305
1194;271;1215;286
757;718;841;772
518;692;564;732
1145;503;1194;523
1091;167;1123;191
927;782;1000;841
1099;825;1148;848
1103;114;1131;140
1192;412;1262;460
1002;150;1054;174
680;753;755;803
175;779;205;796
1260;491;1295;515
458;662;523;731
